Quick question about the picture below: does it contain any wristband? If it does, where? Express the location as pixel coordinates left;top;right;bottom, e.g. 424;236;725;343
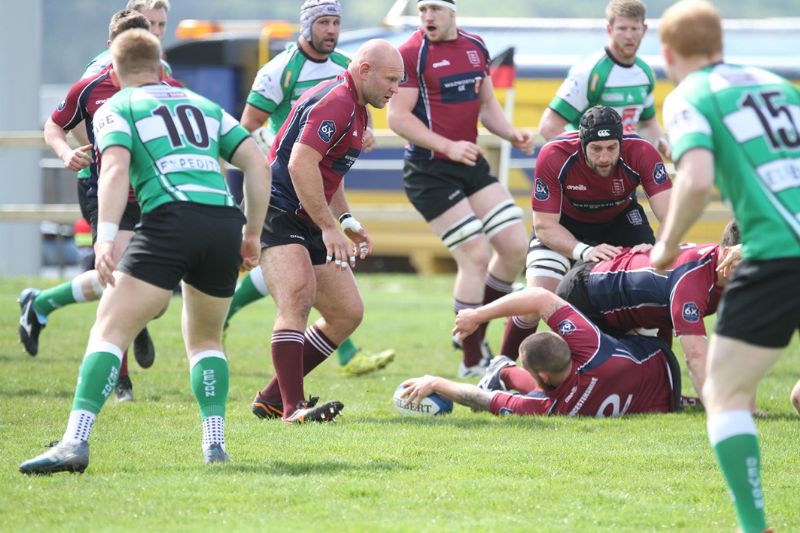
571;242;591;261
97;222;119;244
339;212;363;233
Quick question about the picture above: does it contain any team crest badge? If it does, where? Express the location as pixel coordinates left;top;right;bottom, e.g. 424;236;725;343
626;209;643;226
611;179;625;195
466;50;480;67
557;319;577;336
534;178;550;201
57;100;66;111
318;120;336;143
682;302;700;323
653;162;667;184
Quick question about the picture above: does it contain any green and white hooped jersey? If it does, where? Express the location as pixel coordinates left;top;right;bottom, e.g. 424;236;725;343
664;63;800;260
93;84;249;214
246;43;350;142
549;49;656;133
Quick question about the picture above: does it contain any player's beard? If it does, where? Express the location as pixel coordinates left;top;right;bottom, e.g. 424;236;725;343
311;34;337;55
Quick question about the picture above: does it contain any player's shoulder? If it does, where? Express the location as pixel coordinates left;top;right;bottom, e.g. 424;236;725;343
330;48;352;66
456;28;488;50
541;132;581;157
569;49;612;76
399;28;425;52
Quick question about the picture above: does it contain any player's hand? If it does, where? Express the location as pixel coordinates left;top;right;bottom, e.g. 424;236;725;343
94;241;117;288
400;376;437;407
453;308;481;340
716;243;742;279
509;129;535;155
344;225;373;261
322;226;354;270
240;234;261;271
362;127;376;153
445;140;481;166
62;144;93;171
584;243;622;262
650;241;680;272
629;243;654;254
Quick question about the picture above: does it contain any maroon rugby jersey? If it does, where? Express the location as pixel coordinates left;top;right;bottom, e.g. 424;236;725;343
489;304;675;417
531;132;672;224
398;28;490;160
268;71;367;222
588;244;724;337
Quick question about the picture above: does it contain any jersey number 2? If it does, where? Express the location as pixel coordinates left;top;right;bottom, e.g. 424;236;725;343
152;104;210;149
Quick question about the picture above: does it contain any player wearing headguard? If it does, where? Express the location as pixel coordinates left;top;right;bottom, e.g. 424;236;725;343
499;105;672;359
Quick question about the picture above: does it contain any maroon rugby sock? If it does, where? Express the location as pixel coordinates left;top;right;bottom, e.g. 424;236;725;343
455;299;483;367
119;350;129;378
260;325;336;404
269;329;305;416
476;274;514;344
499;315;538;360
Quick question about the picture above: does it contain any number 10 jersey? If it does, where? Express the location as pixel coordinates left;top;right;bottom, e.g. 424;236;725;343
94;84;250;214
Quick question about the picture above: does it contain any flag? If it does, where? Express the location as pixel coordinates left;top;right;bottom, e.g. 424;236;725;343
490;47;515;89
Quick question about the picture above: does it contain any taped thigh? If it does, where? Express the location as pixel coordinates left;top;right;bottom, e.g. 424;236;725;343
481;200;524;239
440;215;484;251
525;238;570;280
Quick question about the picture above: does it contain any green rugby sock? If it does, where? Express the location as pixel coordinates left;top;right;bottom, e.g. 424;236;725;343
71;343;123;414
337;337;359;366
190;351;229;419
708;411;767;533
226;267;268;323
34;280;78;317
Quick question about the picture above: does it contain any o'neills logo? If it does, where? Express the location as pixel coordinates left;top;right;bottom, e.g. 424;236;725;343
597;129;611;137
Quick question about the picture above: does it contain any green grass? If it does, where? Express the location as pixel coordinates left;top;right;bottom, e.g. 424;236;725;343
1;275;798;532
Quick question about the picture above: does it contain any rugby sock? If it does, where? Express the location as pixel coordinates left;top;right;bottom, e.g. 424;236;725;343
500;315;538;361
62;409;96;444
455;299;484;367
226;266;269;323
707;410;767;533
502;366;538;393
190;351;229;451
337;337;359;366
69;341;123;416
260;326;336;403
34;270;103;317
270;330;305;416
119;350;129;379
476;274;514;345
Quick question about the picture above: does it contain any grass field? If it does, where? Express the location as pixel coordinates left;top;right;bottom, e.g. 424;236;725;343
1;274;798;532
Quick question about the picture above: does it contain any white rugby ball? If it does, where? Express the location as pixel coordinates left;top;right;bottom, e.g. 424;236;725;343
393;383;453;416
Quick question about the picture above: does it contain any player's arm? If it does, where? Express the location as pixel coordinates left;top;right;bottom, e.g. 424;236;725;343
651;148;714;269
387;87;481;166
288;143;352;269
647;189;672;224
400;375;493;412
43;117;92;171
638;116;671;159
230;137;271;271
240;103;272;154
478;77;534;155
677;334;708;399
537;108;570;141
72;121;90;146
534;210;621;262
95;146;131;287
454;287;565;339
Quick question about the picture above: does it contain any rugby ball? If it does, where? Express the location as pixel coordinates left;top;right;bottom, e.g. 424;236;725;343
392;383;453;416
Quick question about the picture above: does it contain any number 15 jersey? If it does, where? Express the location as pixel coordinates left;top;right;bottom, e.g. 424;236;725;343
94;84;250;214
664;63;800;260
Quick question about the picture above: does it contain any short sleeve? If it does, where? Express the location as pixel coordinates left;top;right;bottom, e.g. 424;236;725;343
94;100;132;154
530;142;565;214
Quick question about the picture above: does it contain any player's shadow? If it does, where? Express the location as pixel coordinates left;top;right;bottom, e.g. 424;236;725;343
199;459;411;476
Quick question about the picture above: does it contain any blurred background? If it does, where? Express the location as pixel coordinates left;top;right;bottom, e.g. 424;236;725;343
2;0;798;277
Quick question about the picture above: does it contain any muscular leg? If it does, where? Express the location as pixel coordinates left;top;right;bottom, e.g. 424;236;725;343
704;334;783;533
181;281;234;457
429;199;489;369
261;245;316;416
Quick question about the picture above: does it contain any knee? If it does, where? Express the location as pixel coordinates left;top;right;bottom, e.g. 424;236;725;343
330;295;364;332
